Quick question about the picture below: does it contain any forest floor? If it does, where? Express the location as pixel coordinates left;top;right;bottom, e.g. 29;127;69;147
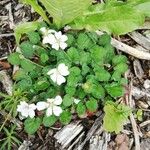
0;0;150;150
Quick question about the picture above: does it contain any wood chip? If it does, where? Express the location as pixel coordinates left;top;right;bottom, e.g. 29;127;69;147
76;113;103;150
133;59;144;79
0;70;13;95
54;122;84;149
129;31;150;50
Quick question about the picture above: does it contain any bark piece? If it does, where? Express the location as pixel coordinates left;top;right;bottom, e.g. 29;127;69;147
89;132;110;150
54;122;84;149
133;59;144;79
77;113;103;150
129;31;150;50
0;70;13;95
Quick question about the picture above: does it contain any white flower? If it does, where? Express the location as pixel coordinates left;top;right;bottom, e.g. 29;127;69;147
17;101;36;118
36;95;63;117
47;63;70;85
51;31;68;50
40;27;56;45
74;98;81;104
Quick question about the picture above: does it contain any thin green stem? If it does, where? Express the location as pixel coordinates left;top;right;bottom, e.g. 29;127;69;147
0;92;11;99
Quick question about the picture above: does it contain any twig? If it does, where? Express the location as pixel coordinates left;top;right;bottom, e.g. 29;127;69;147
111;38;150;60
96;31;150;60
139;120;150;127
0;33;14;38
129;31;150;50
128;81;141;150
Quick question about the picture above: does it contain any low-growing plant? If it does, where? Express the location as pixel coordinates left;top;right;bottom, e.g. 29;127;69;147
0;125;21;150
7;26;131;134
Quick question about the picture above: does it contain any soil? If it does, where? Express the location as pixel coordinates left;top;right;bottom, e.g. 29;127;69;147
0;0;150;150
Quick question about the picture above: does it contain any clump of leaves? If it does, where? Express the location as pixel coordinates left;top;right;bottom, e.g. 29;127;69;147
103;101;131;133
8;28;129;134
19;0;149;37
0;125;21;150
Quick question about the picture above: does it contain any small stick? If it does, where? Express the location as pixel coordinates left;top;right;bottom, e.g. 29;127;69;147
128;81;141;150
111;38;150;60
129;31;150;50
0;33;14;38
139;120;150;127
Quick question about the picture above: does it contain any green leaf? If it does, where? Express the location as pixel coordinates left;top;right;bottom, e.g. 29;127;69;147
72;4;144;35
111;71;121;81
24;117;41;134
8;52;21;65
65;86;76;96
98;33;111;46
20;41;35;58
20;0;50;24
86;99;98;112
104;44;115;63
16;77;32;90
66;34;75;47
40;53;49;63
59;111;72;125
77;33;92;50
13;69;27;81
103;101;131;133
114;63;128;74
76;102;86;116
34;78;50;91
27;31;41;44
91;84;105;99
39;0;91;27
90;45;106;63
95;69;111;81
43;115;57;127
14;21;39;45
129;0;150;17
21;59;36;72
112;55;127;65
63;94;73;107
79;51;91;65
105;83;124;98
67;47;80;63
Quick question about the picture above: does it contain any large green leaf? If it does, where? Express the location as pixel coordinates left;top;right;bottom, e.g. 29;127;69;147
72;4;145;35
20;0;50;24
39;0;91;28
14;21;39;45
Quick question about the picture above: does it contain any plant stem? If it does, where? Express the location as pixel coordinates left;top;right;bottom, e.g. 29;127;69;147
0;92;11;99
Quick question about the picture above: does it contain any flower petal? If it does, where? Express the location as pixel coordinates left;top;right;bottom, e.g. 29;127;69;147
56;74;66;85
52;42;60;50
46;107;53;116
28;110;35;118
17;101;28;112
50;72;58;83
36;102;48;111
60;42;67;50
40;27;47;34
58;63;69;76
43;36;50;44
21;110;29;118
29;104;36;110
54;95;62;105
55;31;62;39
53;106;62;116
74;99;81;104
47;68;57;75
47;34;57;45
47;98;55;103
61;35;68;42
